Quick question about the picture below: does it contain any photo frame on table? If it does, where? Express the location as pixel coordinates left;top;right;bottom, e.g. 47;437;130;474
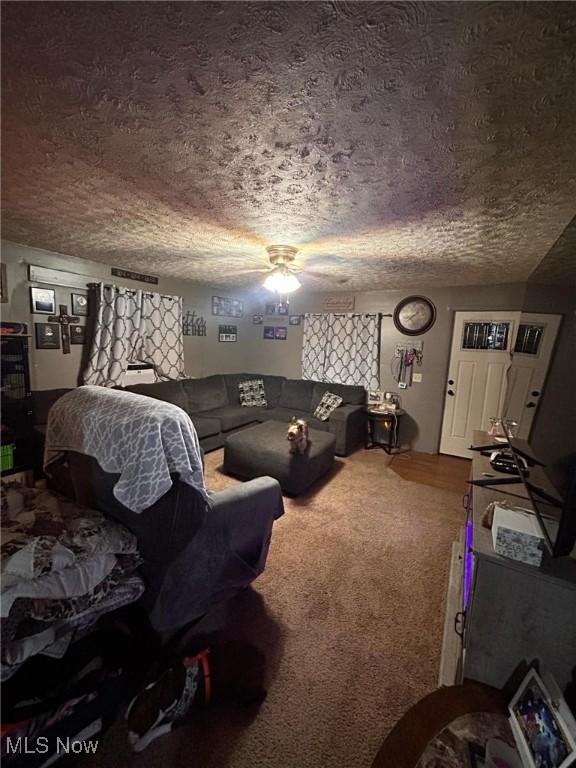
71;292;89;316
252;314;263;325
263;326;275;340
30;287;56;314
274;326;287;340
70;324;86;345
35;322;60;349
289;315;301;326
367;390;384;405
509;669;576;768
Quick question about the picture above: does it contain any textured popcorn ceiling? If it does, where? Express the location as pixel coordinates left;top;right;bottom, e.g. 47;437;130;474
2;1;576;290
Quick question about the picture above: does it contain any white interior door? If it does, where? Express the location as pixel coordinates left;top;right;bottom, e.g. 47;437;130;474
504;313;562;439
440;312;519;458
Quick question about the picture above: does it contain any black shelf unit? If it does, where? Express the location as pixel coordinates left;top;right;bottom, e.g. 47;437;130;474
1;334;34;476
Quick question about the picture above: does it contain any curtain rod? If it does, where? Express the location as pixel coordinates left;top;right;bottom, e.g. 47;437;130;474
88;282;178;301
305;312;383;317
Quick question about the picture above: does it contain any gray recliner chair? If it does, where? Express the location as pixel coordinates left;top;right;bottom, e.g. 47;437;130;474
48;451;284;633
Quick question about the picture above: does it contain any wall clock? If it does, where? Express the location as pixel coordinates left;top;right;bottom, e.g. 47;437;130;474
393;295;436;336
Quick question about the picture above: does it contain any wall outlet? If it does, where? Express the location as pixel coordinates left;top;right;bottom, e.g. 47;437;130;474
413;373;423;383
398;382;407;389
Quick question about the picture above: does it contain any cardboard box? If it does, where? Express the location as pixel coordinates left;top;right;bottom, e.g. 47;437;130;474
491;503;558;567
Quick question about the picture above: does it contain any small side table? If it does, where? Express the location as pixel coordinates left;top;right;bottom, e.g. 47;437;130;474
365;408;404;453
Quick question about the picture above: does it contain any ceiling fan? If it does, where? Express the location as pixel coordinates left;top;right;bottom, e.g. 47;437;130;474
235;245;352;292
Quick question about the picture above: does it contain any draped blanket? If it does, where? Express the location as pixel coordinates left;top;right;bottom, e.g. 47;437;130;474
45;386;207;513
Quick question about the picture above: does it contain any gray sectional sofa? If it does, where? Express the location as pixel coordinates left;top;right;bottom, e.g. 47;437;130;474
32;373;367;458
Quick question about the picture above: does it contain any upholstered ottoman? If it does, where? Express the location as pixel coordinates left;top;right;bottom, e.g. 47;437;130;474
224;420;336;495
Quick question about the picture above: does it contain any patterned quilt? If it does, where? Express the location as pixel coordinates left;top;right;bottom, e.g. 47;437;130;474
1;481;144;676
44;385;207;513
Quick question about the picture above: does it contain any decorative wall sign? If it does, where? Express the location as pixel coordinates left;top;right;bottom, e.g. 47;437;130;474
252;314;263;325
71;292;89;316
30;287;56;314
182;310;207;336
321;295;355;312
70;324;86;345
111;267;158;285
35;322;60;349
48;304;80;354
218;324;237;342
263;326;275;339
212;296;243;317
0;263;7;303
289;315;302;326
274;326;288;340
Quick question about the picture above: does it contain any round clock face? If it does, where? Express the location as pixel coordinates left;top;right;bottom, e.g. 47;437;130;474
393;296;436;336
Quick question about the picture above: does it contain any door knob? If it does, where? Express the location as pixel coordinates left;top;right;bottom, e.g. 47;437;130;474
448;389;455;396
531;390;540;397
526;402;536;408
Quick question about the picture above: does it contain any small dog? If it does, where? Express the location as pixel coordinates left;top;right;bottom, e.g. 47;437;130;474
287;417;309;454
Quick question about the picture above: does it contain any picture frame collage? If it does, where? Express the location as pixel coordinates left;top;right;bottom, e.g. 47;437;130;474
255;300;303;340
30;287;89;350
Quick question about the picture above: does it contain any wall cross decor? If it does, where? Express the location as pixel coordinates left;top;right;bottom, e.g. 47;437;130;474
48;304;80;354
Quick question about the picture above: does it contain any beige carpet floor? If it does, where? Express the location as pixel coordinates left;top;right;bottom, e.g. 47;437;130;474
89;448;463;768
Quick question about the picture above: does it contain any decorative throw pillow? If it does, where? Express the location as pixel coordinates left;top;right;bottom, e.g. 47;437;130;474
238;379;268;408
314;392;343;421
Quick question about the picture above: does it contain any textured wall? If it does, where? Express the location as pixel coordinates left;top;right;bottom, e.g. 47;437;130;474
1;240;254;389
2;2;576;290
245;283;526;452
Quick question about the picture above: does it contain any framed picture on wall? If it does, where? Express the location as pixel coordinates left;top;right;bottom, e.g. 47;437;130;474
263;326;275;340
30;287;56;314
277;302;289;316
218;324;237;342
252;314;263;325
71;292;89;316
35;322;60;349
274;326;287;340
264;303;276;315
70;324;86;345
289;315;301;326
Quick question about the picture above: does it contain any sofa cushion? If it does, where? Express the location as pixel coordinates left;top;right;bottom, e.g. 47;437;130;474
279;379;315;411
238;379;268;407
224;374;285;407
190;415;221;440
200;406;260;433
311;381;366;409
123;380;188;411
182;375;228;412
313;392;343;421
32;388;73;426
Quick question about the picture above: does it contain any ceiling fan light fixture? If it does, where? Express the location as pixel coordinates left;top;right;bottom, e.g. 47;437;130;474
262;245;301;293
263;266;301;294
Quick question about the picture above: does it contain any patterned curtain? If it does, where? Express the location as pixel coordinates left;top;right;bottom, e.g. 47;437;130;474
84;285;144;387
83;285;185;386
141;292;185;380
302;313;380;390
